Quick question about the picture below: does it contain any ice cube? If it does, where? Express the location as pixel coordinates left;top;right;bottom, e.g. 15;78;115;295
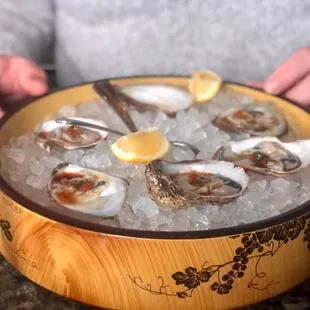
197;214;211;228
10;136;18;146
26;175;48;189
198;112;210;127
191;128;207;143
98;154;112;168
230;133;251;141
286;181;299;200
269;178;290;198
297;185;310;205
43;156;63;169
176;110;188;126
9;172;23;184
30;160;45;175
132;196;159;219
139;218;159;231
58;105;76;117
214;131;230;146
169;216;190;231
187;108;200;124
16;135;32;147
162;118;177;134
153;111;167;127
237;197;259;223
64;151;80;164
130;110;152;129
240;95;255;105
117;204;140;229
191;222;209;231
99;218;119;228
156;224;171;231
237;196;254;209
8;148;25;164
211;207;225;223
248;180;267;192
77;101;103;118
242;209;259;224
156;207;173;226
172;147;191;161
206;124;219;136
80;155;98;168
257;202;280;220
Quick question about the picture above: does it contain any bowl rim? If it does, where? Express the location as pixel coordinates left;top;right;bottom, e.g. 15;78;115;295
0;75;309;240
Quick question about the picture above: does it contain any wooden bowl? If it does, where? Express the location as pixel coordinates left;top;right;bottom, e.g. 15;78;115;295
0;76;309;310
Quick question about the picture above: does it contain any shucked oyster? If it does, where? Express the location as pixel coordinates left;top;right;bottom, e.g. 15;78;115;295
213;104;287;137
48;163;128;217
35;117;109;150
145;160;249;208
117;84;194;115
213;137;310;177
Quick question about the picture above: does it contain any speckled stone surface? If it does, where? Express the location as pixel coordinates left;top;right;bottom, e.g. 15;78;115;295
0;255;309;310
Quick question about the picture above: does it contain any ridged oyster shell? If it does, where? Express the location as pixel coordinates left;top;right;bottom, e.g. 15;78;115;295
145;160;249;208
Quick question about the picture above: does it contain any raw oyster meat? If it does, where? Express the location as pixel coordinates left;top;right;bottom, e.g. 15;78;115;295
213;104;287;137
48;163;128;217
213;137;310;177
35;117;109;150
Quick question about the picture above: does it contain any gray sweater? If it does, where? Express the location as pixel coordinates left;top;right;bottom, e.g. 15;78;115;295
0;0;309;88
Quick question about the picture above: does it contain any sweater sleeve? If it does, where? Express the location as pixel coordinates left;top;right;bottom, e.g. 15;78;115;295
0;0;54;62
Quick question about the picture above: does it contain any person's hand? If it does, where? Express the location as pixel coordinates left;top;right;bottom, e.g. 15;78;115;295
0;55;48;118
248;47;310;107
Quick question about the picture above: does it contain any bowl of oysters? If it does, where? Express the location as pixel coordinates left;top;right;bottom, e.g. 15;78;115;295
0;71;309;310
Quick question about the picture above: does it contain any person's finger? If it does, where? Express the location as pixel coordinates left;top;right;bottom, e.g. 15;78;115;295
12;57;48;96
264;48;310;95
0;106;5;119
0;92;28;105
0;56;48;96
247;81;264;89
282;72;310;106
19;72;48;96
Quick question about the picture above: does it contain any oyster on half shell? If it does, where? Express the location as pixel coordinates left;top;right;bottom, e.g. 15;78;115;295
35;117;109;150
145;160;249;208
117;84;194;115
213;137;310;177
48;163;128;217
213;104;287;137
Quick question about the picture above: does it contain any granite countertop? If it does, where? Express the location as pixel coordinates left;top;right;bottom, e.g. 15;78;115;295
0;254;309;310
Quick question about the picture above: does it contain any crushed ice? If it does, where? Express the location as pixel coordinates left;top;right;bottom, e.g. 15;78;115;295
1;89;309;232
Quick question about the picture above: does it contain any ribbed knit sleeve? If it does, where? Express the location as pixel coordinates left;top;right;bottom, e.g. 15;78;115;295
0;0;54;62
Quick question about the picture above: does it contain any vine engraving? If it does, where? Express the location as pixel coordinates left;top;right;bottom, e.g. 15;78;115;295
0;195;38;269
127;212;310;298
2;196;21;213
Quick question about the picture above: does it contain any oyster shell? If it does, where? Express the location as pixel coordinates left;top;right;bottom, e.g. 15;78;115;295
48;163;128;217
213;104;287;137
35;117;109;150
145;160;249;208
117;84;194;115
213;137;310;177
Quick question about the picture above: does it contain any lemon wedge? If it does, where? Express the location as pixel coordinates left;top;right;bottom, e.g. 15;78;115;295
111;128;170;164
189;70;222;103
